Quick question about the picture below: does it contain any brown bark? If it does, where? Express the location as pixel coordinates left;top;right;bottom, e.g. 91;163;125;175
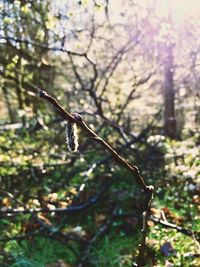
163;43;176;139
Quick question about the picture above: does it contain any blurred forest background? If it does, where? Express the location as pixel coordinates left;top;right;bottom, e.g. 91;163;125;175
0;0;199;266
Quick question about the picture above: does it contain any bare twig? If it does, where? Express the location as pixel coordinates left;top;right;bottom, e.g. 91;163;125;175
39;90;155;266
137;211;148;265
39;90;147;190
0;35;89;57
137;185;154;266
150;216;200;242
0;180;112;217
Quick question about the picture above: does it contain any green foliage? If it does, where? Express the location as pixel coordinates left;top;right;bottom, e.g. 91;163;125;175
90;232;140;267
149;228;200;266
6;237;78;267
1;0;200;265
0;129;199;266
164;137;200;180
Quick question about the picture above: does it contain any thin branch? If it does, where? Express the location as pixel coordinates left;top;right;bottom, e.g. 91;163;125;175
118;72;154;118
0;180;112;217
137;185;154;266
0;35;87;57
39;90;147;190
113;212;200;240
150;216;200;242
137;211;148;266
0;231;42;243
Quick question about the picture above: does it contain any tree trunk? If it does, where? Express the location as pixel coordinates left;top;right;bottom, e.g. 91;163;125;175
163;43;176;139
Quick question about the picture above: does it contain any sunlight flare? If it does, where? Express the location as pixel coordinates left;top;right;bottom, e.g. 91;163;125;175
155;0;200;24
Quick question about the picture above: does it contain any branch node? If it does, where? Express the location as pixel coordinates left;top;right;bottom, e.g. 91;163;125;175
145;185;154;193
39;90;48;97
71;112;83;122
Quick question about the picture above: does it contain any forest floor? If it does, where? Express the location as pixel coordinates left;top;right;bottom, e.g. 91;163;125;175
0;128;199;267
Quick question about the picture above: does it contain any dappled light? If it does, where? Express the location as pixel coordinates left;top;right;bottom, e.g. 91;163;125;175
0;0;199;266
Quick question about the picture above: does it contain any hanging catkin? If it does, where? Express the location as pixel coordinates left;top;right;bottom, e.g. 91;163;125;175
66;121;79;153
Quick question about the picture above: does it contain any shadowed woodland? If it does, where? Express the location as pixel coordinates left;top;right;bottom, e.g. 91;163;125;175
0;0;200;266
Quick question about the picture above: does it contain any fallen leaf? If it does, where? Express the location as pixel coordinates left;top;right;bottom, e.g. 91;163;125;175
95;213;106;225
2;197;11;207
161;207;184;224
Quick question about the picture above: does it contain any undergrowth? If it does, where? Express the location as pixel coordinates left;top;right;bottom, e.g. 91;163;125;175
0;129;199;266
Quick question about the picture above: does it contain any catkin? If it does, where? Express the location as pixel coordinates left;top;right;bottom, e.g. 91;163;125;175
66;121;79;153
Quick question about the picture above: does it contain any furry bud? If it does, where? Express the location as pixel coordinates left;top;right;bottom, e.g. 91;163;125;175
66;121;79;153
